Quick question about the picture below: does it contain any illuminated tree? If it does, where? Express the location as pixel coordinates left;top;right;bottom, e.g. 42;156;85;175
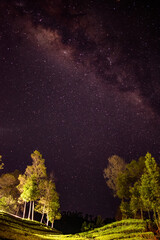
25;150;46;180
36;175;61;227
17;174;27;218
0;170;20;215
103;155;126;196
0;196;17;213
17;150;47;220
117;157;145;200
130;181;143;219
47;199;61;228
120;201;132;219
35;178;48;223
140;153;160;229
106;156;145;218
21;176;39;219
0;155;4;170
140;171;152;219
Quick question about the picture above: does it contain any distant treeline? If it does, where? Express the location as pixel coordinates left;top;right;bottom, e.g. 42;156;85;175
54;211;114;234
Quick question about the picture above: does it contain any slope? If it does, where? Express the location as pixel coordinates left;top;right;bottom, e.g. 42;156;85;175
0;211;155;240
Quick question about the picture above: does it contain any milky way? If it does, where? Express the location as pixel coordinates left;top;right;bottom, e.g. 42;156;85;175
0;0;160;217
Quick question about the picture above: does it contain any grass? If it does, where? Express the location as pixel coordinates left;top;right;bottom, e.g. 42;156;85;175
0;211;155;240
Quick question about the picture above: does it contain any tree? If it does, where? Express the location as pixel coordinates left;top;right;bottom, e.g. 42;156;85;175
130;181;143;219
140;153;160;229
117;157;146;200
20;176;39;219
95;215;104;228
103;155;126;196
47;200;61;228
140;171;152;219
107;156;145;218
0;170;20;215
17;174;27;218
35;178;48;223
0;155;4;170
0;196;17;213
81;221;95;232
17;150;47;220
120;201;132;219
25;150;47;179
36;175;61;227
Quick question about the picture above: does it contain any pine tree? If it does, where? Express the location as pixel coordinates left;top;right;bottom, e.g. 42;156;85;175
17;150;47;220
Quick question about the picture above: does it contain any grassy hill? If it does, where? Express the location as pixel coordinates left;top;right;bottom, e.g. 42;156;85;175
0;211;155;240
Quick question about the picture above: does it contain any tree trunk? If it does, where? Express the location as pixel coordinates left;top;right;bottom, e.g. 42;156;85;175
155;211;160;232
51;218;54;228
47;212;49;226
140;208;143;220
156;210;160;232
23;201;26;219
157;210;160;226
28;201;32;219
154;208;157;222
157;210;160;221
153;207;159;230
32;201;34;220
41;205;45;223
16;205;20;217
147;209;151;220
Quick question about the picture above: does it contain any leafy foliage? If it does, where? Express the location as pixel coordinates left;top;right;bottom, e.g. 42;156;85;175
17;150;48;220
117;156;145;200
104;152;160;228
0;170;20;214
35;174;61;227
140;153;160;229
130;181;143;219
103;155;126;196
0;150;60;228
0;155;4;170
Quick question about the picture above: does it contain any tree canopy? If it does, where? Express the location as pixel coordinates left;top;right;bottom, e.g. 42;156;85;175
0;150;61;228
103;155;126;196
104;152;160;230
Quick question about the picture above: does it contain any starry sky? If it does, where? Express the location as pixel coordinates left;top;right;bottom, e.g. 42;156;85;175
0;0;160;218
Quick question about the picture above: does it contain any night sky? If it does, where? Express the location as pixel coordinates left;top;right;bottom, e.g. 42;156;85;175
0;0;160;218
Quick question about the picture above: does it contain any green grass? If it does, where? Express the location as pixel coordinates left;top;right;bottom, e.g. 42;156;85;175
78;219;154;240
0;211;154;240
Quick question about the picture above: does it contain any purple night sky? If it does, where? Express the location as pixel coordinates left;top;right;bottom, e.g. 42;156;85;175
0;0;160;218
